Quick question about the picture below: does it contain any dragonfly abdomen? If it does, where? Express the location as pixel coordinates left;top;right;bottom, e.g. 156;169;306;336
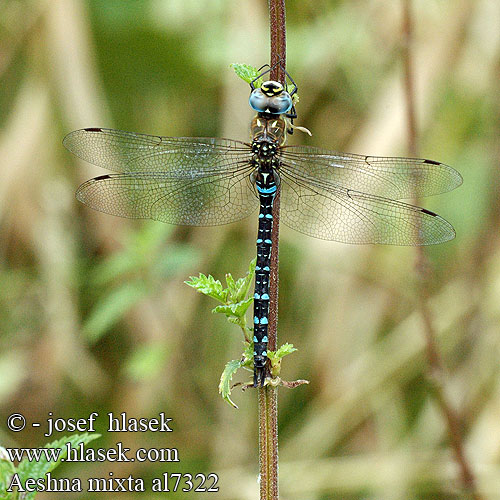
252;141;280;386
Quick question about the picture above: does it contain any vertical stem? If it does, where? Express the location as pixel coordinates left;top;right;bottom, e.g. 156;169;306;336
269;0;286;82
258;388;270;499
267;0;286;366
258;2;286;499
402;0;417;158
402;2;482;499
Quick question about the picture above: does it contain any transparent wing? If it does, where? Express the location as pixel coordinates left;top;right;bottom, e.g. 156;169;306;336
280;145;462;200
76;170;258;226
63;128;252;175
280;171;455;245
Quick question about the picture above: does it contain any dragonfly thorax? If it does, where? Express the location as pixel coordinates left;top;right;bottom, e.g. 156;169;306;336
252;139;277;158
250;137;280;188
250;116;287;146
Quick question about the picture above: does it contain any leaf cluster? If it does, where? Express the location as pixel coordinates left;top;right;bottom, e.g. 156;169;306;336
185;258;256;344
186;259;297;407
0;433;100;500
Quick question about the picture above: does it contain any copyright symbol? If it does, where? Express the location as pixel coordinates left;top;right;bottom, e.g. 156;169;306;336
7;414;26;432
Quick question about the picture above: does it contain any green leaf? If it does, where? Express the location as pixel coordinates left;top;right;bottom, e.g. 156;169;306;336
273;343;297;360
267;343;297;377
186;258;255;306
242;343;254;367
219;359;242;408
185;274;228;303
225;272;236;297
17;433;100;500
213;297;253;319
225;315;245;328
231;63;262;87
82;282;148;343
232;258;256;302
0;448;15;500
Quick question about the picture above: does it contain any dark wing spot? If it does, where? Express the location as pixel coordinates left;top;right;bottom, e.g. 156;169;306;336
84;127;103;132
423;159;440;165
421;208;437;216
94;174;111;181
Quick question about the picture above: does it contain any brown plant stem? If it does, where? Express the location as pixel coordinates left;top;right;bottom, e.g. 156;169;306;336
258;2;286;500
402;2;482;499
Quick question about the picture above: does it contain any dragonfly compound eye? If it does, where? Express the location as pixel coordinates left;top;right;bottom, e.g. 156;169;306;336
249;89;268;113
266;93;292;115
249;88;293;115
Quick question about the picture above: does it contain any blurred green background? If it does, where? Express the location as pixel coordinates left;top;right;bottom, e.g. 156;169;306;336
1;0;499;498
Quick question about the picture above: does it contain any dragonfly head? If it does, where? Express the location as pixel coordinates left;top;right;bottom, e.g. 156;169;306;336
249;80;293;115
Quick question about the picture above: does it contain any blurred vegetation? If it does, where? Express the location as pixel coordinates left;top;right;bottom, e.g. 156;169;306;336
1;0;499;498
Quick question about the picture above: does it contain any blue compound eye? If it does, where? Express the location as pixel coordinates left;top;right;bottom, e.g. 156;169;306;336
249;89;268;112
249;89;293;115
266;93;292;114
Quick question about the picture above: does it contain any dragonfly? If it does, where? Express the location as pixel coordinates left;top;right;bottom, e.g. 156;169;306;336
64;68;462;386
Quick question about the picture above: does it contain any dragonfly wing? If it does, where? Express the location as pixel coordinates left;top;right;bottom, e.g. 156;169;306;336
280;171;455;245
280;146;462;199
64;128;252;175
76;170;258;226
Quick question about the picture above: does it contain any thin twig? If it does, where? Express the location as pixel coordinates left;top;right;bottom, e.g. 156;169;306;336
402;2;482;499
258;2;287;499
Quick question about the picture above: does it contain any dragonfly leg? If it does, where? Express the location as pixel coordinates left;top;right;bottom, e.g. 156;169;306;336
254;366;266;387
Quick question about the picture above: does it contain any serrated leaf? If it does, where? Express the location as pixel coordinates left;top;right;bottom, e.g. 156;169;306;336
17;433;100;500
242;343;254;367
0;478;9;500
219;359;242;408
213;297;253;318
232;258;256;302
231;63;262;87
0;448;15;500
185;274;228;303
83;282;148;343
267;343;297;377
273;343;297;360
226;316;248;333
225;273;236;297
